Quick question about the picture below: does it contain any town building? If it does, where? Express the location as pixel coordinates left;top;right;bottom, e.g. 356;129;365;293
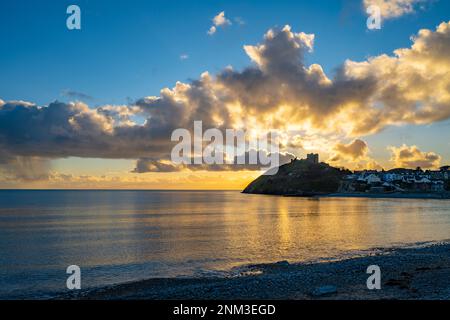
342;167;449;194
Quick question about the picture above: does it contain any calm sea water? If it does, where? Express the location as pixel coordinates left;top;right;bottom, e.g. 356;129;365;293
1;190;449;298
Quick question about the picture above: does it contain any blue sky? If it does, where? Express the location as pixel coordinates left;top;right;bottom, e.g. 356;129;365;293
1;0;449;106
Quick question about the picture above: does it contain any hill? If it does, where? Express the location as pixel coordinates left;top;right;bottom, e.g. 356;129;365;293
242;159;351;195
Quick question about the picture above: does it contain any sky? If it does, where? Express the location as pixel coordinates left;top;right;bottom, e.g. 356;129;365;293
1;0;450;189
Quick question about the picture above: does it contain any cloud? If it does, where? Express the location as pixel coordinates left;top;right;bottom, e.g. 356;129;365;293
328;139;384;170
180;54;189;60
0;155;51;181
363;0;425;19
1;21;450;176
0;100;164;160
61;89;94;101
207;11;232;35
389;144;441;168
213;11;232;27
207;26;217;36
217;22;450;136
342;21;450;135
133;151;296;173
364;159;384;171
234;17;246;26
329;139;369;162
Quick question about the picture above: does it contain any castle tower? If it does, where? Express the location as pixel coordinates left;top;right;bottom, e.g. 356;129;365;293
306;153;319;164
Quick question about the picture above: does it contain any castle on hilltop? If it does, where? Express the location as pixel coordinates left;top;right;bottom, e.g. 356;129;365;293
290;153;320;165
306;153;319;164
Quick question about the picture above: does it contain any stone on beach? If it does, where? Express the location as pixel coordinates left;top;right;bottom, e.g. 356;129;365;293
311;285;337;296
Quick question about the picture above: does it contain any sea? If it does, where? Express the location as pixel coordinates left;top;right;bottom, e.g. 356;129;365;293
1;190;449;299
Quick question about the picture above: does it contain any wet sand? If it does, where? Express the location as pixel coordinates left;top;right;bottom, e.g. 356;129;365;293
62;242;450;300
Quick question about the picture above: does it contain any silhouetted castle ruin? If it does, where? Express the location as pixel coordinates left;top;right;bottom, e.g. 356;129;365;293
306;153;319;164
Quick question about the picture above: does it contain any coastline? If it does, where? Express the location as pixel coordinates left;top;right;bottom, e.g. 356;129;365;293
255;191;450;199
324;192;450;200
61;241;450;300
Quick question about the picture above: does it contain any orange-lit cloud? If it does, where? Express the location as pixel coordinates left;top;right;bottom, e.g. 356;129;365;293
389;144;442;168
207;11;232;35
328;139;384;170
329;139;369;162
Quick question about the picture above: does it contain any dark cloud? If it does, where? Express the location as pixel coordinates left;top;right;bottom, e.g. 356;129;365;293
0;154;51;181
0;100;175;160
133;151;296;173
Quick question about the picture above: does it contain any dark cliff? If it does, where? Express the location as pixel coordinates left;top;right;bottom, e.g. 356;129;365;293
242;159;351;195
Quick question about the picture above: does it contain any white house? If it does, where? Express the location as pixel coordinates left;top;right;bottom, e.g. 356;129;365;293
365;174;381;184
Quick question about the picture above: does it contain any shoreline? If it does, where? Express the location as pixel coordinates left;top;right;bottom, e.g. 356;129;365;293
245;191;450;199
61;241;450;300
324;192;450;200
